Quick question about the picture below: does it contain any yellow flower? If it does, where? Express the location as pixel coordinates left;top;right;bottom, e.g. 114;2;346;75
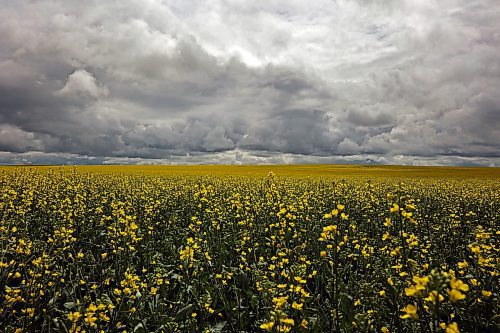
87;303;98;312
381;327;390;333
260;321;274;331
468;244;481;255
424;290;444;304
272;296;288;309
448;289;466;302
320;251;327;258
405;284;425;297
445;322;460;333
25;307;35;318
390;203;399;213
481;290;492;298
67;311;82;322
412;275;430;286
450;278;469;292
292;301;303;310
400;304;418;320
294;276;306;284
84;315;98;327
280;318;294;326
179;246;195;261
99;312;110;322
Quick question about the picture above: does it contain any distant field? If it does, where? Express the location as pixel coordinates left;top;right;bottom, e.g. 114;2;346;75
2;164;499;179
0;165;498;332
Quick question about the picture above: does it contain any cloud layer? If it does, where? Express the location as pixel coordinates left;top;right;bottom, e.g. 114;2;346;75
1;0;499;165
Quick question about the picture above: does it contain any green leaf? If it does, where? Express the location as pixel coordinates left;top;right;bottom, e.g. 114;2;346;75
340;293;354;323
209;321;227;333
64;301;76;309
134;323;145;332
250;294;258;309
174;304;193;321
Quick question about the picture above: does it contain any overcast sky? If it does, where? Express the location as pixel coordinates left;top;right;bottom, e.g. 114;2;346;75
1;0;499;166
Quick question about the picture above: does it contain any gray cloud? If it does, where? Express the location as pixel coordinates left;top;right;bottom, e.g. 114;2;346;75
0;0;499;166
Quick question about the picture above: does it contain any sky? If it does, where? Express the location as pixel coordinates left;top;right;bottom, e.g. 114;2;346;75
0;0;499;166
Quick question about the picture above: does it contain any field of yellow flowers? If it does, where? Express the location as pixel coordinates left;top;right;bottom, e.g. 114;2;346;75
0;165;498;332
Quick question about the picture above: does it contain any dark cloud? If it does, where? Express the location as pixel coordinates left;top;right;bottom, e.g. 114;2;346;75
241;110;334;155
0;0;499;166
346;108;394;127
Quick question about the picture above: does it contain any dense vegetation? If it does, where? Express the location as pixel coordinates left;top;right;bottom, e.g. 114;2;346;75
0;166;498;332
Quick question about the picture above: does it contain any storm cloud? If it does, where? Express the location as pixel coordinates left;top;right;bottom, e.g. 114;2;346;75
0;0;499;165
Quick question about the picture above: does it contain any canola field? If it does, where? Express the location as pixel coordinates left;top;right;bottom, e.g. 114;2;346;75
0;165;498;332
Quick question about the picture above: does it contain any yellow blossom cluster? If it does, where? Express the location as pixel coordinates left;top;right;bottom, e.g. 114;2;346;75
0;165;497;332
